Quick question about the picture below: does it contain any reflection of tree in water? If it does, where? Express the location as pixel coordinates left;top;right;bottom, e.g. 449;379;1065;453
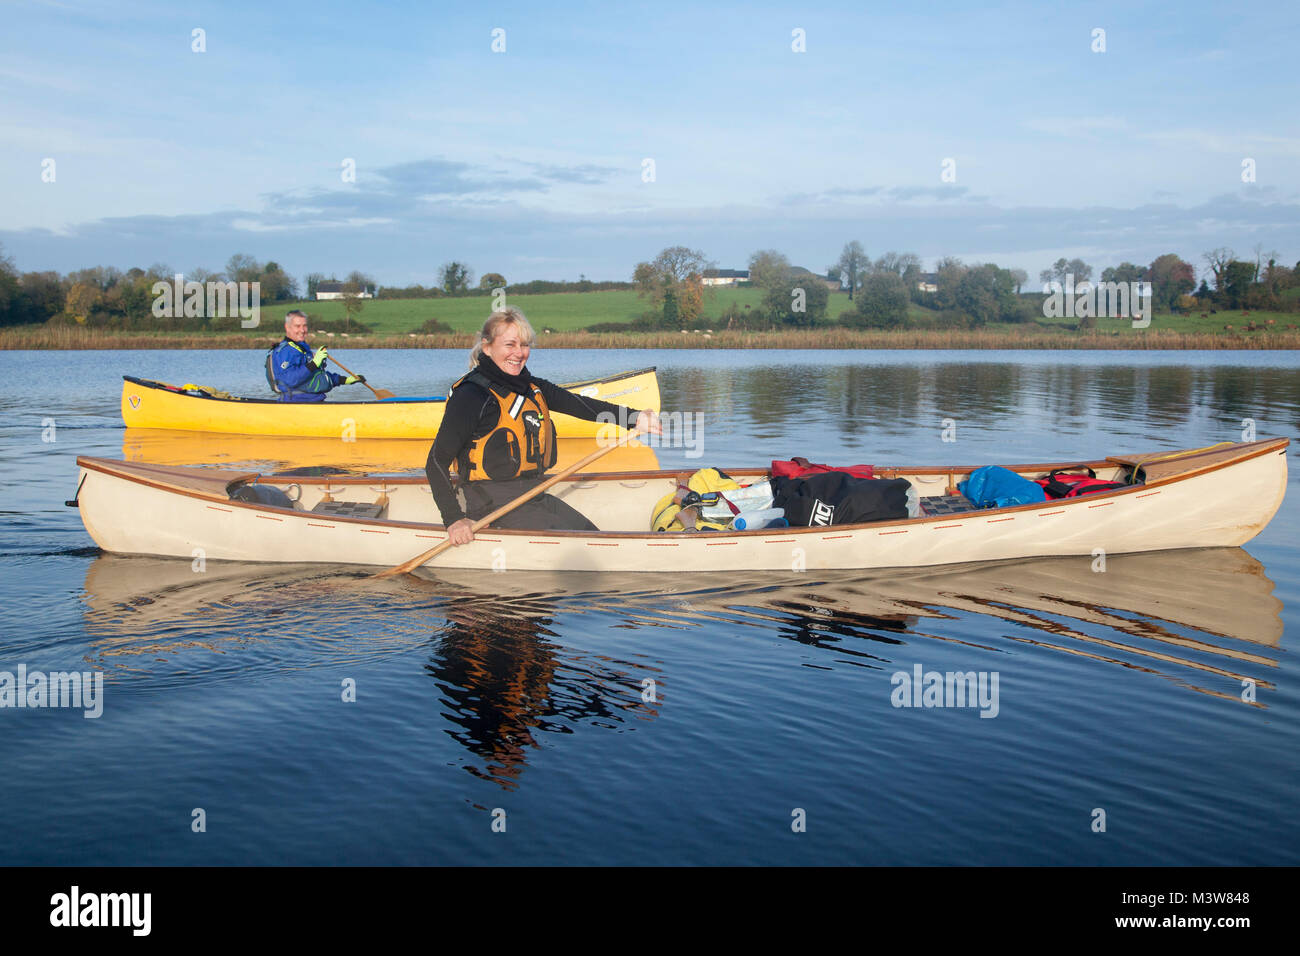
426;593;660;790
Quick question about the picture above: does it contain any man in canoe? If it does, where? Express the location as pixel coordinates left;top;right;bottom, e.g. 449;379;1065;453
426;307;661;543
266;310;366;402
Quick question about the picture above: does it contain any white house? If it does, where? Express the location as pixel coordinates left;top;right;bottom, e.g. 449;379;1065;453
702;269;749;287
315;281;374;301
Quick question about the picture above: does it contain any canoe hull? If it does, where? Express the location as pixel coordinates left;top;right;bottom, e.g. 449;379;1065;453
73;439;1289;572
120;367;661;439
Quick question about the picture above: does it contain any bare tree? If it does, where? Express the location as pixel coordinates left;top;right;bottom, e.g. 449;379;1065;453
1202;247;1235;291
226;253;261;284
346;270;375;294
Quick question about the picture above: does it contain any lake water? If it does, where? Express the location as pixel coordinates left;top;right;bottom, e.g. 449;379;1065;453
0;348;1297;865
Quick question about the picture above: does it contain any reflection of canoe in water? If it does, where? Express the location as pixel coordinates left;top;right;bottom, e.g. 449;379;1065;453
420;547;1284;651
119;367;660;438
423;548;1285;705
73;439;1288;571
122;430;660;475
80;548;1283;703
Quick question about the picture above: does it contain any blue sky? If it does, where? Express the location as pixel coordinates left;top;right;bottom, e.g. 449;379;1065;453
2;0;1297;286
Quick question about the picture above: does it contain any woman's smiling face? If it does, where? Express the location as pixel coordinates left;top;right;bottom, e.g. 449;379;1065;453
482;322;530;376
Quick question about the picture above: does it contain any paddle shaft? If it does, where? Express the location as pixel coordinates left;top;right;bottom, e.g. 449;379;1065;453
327;356;396;400
374;428;645;578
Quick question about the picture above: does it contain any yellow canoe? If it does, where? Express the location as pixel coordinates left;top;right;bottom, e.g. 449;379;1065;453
122;429;661;475
120;367;660;439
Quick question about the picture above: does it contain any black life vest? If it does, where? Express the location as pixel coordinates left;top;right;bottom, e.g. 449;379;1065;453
265;345;281;394
453;369;556;480
266;338;311;395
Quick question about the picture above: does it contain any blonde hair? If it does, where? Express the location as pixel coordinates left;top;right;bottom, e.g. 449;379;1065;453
470;306;536;369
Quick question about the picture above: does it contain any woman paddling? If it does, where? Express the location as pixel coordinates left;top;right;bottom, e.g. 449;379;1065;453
425;307;661;545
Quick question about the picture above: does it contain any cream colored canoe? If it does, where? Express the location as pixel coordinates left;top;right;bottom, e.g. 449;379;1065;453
120;366;660;438
72;439;1288;571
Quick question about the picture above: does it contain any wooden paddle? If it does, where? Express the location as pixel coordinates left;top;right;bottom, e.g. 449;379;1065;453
329;356;396;400
374;427;645;578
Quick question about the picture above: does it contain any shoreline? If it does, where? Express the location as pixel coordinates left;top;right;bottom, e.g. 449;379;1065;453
3;327;1299;350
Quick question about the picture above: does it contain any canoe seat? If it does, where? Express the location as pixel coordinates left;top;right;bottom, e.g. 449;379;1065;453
920;494;978;516
311;500;387;520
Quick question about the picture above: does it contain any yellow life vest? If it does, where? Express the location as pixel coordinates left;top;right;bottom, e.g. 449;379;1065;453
454;369;556;481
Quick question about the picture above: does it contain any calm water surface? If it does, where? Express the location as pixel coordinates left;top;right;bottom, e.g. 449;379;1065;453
1;348;1297;865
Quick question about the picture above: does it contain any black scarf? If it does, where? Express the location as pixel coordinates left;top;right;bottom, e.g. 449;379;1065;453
476;353;532;394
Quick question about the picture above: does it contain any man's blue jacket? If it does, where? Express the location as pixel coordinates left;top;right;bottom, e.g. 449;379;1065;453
267;338;345;402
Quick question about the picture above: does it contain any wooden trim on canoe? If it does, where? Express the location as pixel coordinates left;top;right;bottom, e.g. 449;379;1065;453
77;457;258;496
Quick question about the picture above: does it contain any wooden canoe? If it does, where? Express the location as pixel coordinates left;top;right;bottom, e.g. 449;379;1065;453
119;366;661;438
72;438;1288;571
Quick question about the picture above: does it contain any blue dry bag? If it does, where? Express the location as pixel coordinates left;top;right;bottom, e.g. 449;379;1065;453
958;465;1047;510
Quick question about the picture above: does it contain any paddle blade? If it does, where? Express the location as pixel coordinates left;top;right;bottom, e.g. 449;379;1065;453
371;536;454;578
372;388;397;400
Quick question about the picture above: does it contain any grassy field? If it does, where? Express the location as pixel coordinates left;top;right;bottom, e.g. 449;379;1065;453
3;288;1296;349
281;287;861;334
238;290;1300;336
1035;308;1296;334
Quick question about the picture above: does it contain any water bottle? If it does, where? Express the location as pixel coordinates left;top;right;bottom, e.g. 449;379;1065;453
733;508;787;530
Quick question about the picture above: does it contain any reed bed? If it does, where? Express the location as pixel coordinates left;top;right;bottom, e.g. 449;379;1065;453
3;325;1297;351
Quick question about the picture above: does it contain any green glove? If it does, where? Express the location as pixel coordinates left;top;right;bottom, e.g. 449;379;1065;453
309;346;329;369
343;374;365;385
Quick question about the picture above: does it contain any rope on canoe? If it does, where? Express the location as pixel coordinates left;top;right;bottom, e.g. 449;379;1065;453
179;383;237;400
1118;441;1238;483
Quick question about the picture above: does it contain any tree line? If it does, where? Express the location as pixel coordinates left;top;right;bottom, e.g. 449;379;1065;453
0;248;636;329
620;242;1300;332
621;244;1028;330
0;249;308;329
3;241;1296;331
